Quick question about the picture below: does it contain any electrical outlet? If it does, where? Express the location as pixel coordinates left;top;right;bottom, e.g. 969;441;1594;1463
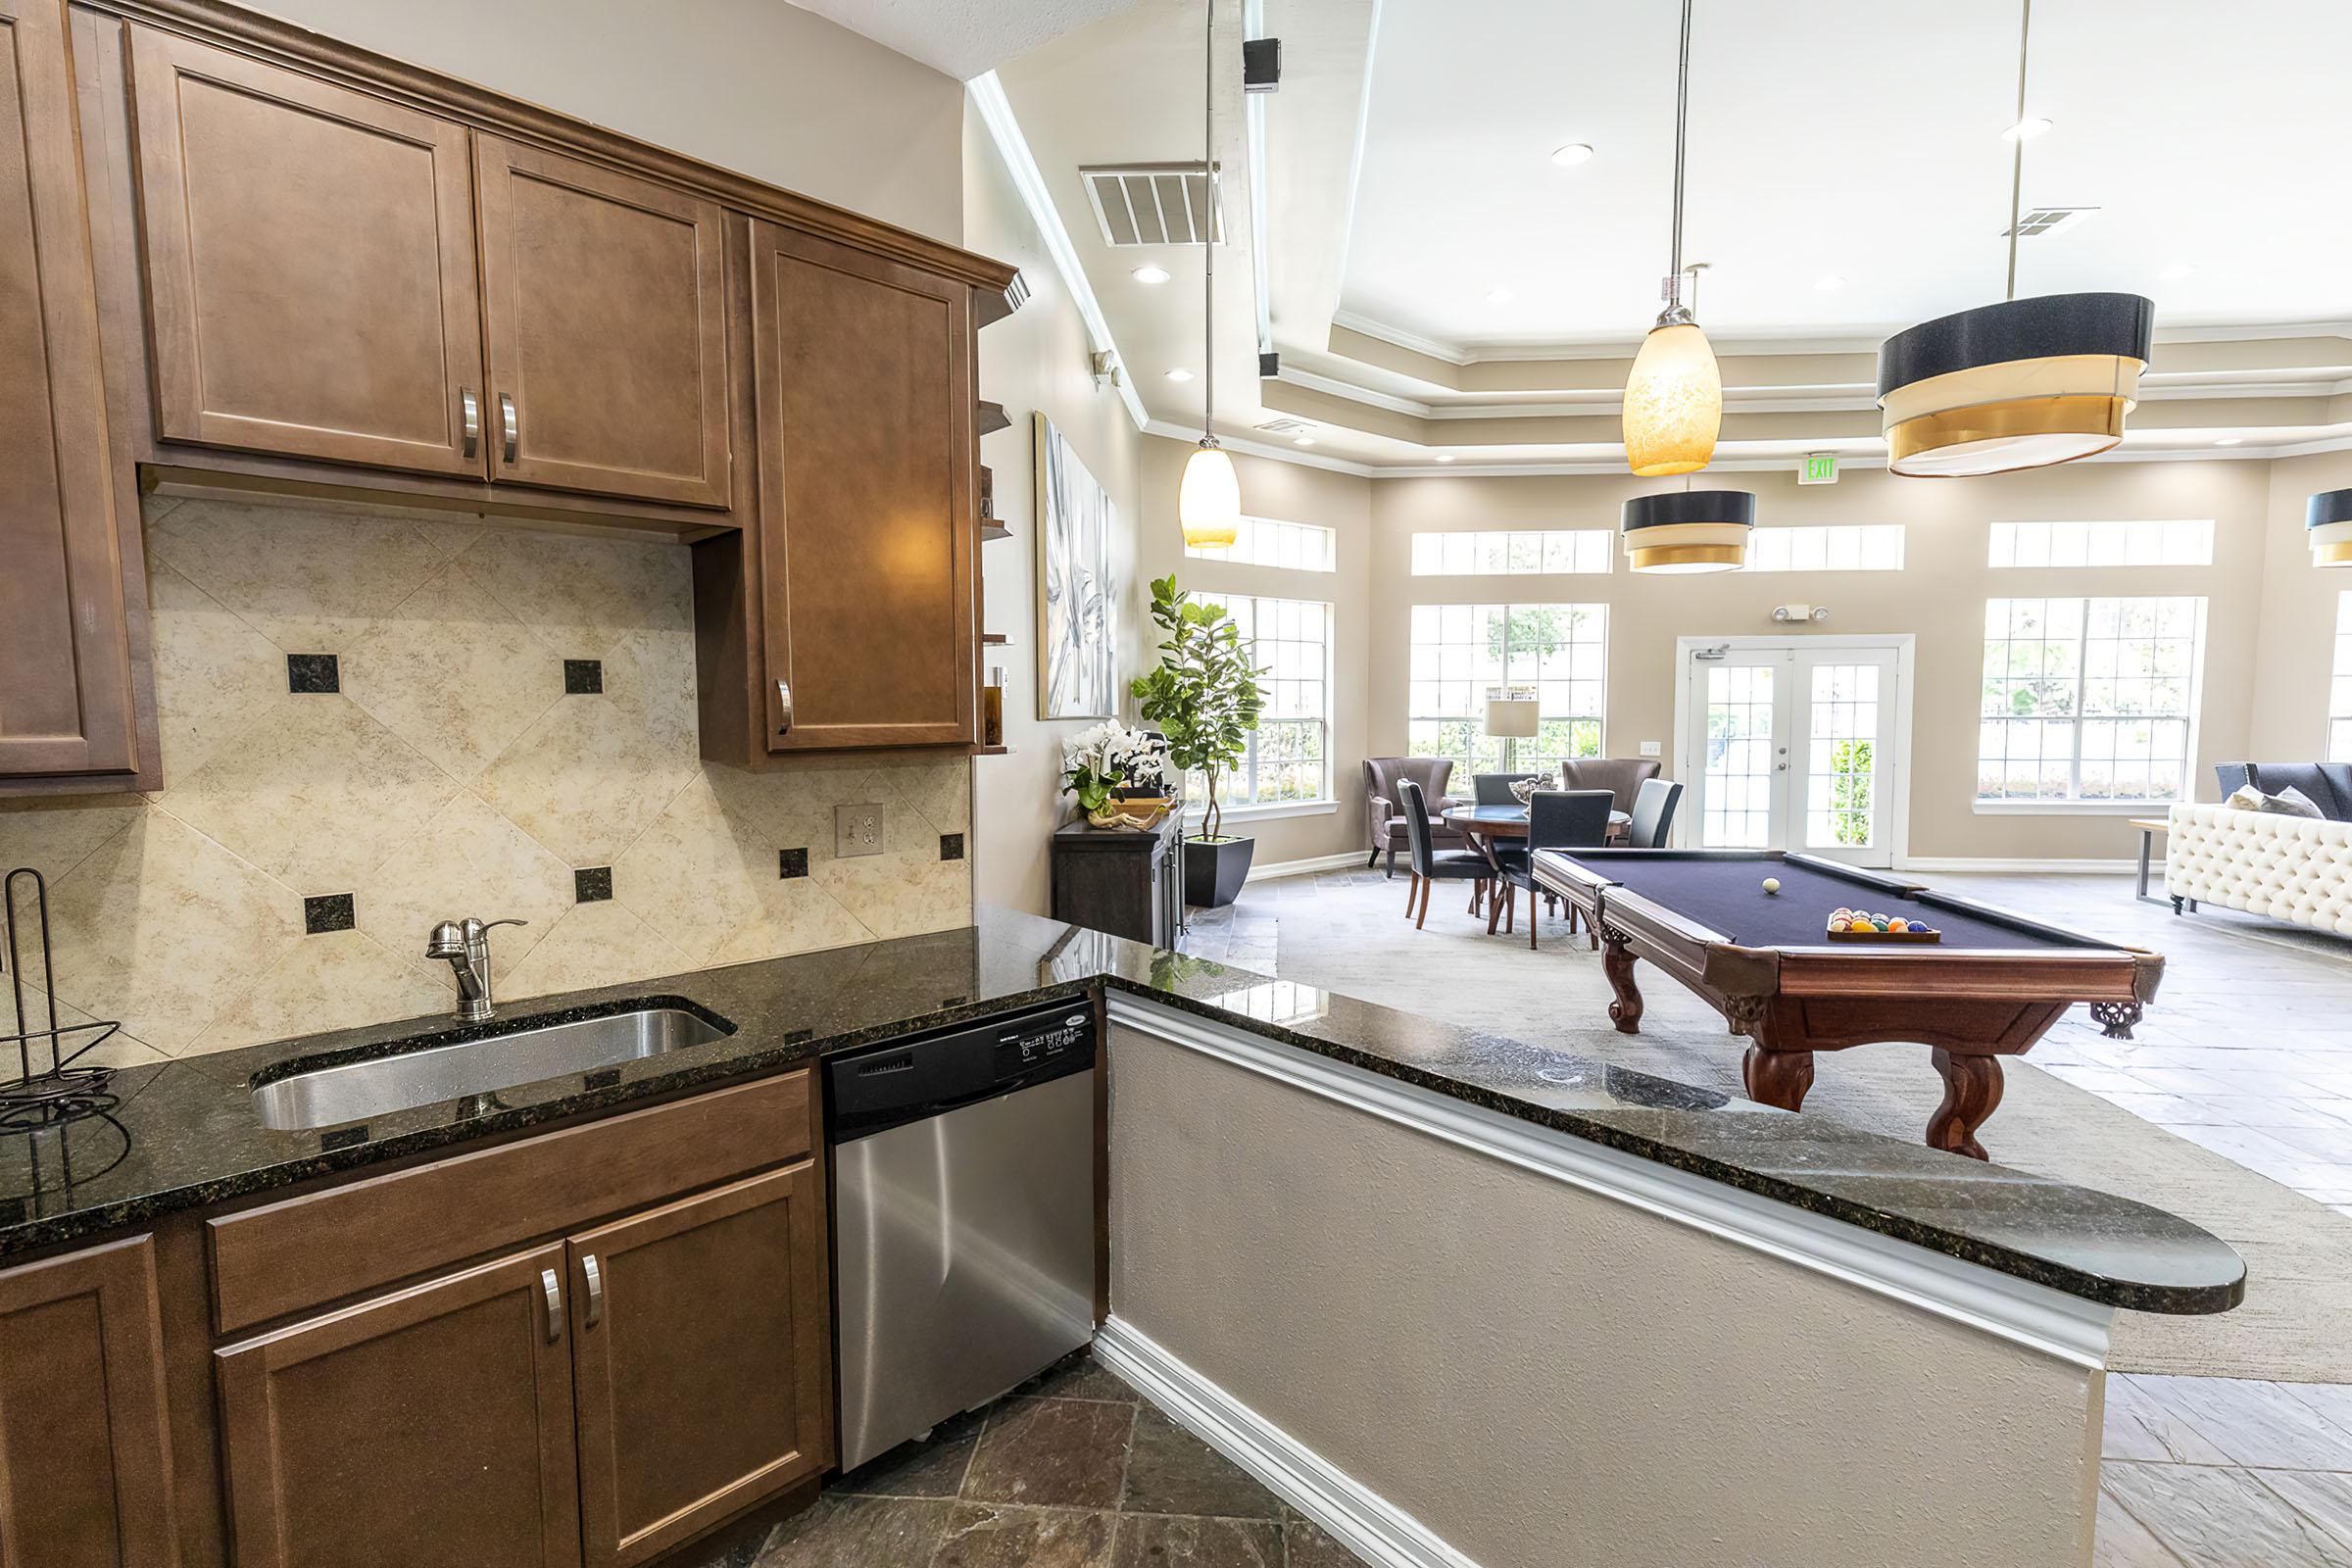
1640;740;1662;758
835;804;885;858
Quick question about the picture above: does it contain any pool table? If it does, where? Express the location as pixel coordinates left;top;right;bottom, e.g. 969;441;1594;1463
1531;849;2164;1159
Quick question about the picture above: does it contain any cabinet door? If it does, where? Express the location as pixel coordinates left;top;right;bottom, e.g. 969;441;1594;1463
749;219;978;751
568;1162;829;1568
125;26;486;476
215;1246;581;1568
0;1236;177;1568
0;0;142;781
475;135;729;509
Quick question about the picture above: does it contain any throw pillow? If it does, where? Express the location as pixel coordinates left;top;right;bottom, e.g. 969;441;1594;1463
2226;784;2268;810
2264;786;2327;819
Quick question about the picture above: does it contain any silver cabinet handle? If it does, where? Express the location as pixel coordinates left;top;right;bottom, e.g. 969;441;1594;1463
499;393;518;463
540;1267;563;1342
581;1253;605;1328
776;680;794;736
461;388;480;459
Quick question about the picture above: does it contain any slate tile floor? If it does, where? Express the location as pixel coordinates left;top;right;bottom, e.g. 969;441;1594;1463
739;1349;1364;1567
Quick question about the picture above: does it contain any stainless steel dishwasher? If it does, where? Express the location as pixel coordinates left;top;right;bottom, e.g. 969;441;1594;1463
827;1001;1099;1471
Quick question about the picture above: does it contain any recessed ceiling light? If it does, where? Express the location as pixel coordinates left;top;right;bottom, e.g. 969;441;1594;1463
1294;436;1316;447
1550;142;1594;167
1815;274;1848;293
2214;436;2243;447
2002;115;2052;142
1164;368;1194;382
1434;454;1454;464
1132;265;1171;285
2160;263;2195;281
1486;286;1514;305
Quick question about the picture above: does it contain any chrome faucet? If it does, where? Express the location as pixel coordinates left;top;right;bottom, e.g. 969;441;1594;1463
425;916;527;1024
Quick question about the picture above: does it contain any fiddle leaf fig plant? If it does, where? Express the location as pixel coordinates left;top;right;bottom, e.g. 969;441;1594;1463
1129;575;1265;842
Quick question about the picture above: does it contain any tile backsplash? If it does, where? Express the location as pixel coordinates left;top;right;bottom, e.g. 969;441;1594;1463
0;495;973;1066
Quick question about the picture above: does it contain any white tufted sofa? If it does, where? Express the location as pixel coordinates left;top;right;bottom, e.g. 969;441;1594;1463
2166;803;2352;937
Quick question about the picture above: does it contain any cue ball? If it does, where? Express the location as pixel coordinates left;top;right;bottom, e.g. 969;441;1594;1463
1761;877;1782;894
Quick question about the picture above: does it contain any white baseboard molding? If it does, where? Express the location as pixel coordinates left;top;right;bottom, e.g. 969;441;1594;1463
1243;850;1368;884
1897;858;2143;874
1093;1318;1481;1568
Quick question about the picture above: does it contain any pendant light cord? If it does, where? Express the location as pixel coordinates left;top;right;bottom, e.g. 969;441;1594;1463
1668;0;1691;290
1201;0;1217;447
2005;0;2031;301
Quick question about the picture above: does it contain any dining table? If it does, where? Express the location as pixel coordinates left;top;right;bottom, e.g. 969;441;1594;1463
1440;803;1633;922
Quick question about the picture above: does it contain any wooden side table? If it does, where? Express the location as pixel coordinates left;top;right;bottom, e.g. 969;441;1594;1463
2129;816;2169;904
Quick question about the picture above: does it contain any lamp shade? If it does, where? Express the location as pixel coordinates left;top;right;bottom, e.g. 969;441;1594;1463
1877;293;2153;477
1484;691;1541;739
1623;320;1723;476
2310;488;2352;567
1178;441;1241;549
1622;489;1755;573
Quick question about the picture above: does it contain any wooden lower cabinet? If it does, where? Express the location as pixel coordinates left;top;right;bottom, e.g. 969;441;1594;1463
215;1245;584;1568
568;1162;830;1568
0;1236;178;1568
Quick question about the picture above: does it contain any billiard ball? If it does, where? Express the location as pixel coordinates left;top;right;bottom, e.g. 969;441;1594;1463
1762;877;1781;894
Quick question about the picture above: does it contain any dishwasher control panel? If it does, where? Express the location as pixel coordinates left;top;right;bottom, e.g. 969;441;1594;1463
826;999;1100;1143
1001;1008;1093;1071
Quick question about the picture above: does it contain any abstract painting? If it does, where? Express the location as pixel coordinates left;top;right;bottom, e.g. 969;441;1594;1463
1034;413;1117;717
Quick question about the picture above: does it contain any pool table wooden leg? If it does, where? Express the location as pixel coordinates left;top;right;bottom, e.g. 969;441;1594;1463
1928;1050;2004;1161
1600;932;1644;1034
1740;1045;1814;1114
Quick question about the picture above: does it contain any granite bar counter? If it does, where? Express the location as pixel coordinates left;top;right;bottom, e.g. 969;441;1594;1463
0;905;2244;1318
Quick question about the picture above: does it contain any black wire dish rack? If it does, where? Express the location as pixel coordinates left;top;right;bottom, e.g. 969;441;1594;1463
3;866;124;1134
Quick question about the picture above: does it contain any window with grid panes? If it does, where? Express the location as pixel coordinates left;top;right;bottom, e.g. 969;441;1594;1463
2330;591;2352;762
1184;515;1337;571
1978;596;2205;802
1740;525;1905;572
1408;529;1613;575
1986;519;2214;568
1185;594;1332;808
1406;603;1607;781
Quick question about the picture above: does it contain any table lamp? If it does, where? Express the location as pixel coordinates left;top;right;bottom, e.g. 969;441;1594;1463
1484;689;1541;773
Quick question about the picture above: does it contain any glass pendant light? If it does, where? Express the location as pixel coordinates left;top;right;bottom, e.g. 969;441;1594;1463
1179;0;1240;549
1877;0;2152;477
2310;489;2352;567
1623;487;1754;573
1622;0;1722;478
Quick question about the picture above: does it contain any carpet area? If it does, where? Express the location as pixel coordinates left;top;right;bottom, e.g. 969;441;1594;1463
1199;867;2352;1385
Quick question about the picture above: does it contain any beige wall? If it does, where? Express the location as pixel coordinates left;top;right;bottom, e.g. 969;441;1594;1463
0;497;971;1064
2251;451;2352;760
1372;460;2278;862
965;101;1148;915
1139;436;1375;869
1109;1018;2103;1568
250;0;964;242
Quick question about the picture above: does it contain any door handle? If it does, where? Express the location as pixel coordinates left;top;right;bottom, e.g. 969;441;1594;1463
499;393;518;463
776;680;794;736
460;388;480;459
581;1253;605;1328
540;1267;563;1342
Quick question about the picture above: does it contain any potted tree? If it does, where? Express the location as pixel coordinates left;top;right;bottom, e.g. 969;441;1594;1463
1131;575;1265;907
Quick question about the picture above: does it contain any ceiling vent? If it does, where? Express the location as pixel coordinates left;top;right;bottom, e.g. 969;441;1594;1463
2001;206;2099;238
1253;416;1314;436
1081;163;1225;248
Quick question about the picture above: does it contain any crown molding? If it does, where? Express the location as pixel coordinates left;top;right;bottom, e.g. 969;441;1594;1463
1328;309;1472;367
1142;418;1379;477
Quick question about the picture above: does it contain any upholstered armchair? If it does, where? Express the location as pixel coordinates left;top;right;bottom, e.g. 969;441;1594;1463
1365;757;1466;876
1559;757;1664;816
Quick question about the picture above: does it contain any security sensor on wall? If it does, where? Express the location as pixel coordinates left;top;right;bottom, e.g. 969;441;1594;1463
1772;604;1831;624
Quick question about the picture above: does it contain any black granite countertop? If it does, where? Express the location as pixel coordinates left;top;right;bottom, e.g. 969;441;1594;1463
0;906;2244;1314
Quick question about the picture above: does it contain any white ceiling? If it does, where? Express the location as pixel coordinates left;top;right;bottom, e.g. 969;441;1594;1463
787;0;1144;81
1342;0;2352;356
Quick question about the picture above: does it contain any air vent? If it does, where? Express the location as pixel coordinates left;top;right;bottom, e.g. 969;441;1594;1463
1081;163;1225;248
2001;206;2099;238
1253;416;1314;436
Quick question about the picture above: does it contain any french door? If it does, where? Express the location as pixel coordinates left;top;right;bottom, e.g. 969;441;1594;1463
1677;638;1911;867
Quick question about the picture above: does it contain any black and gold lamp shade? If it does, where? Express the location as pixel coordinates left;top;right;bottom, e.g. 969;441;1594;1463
1622;489;1755;573
1876;293;2154;477
2310;488;2352;567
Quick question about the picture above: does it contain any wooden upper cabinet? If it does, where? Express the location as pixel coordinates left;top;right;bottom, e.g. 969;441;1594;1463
475;136;729;509
0;0;143;783
566;1162;829;1567
215;1245;582;1568
0;1235;179;1568
124;26;486;476
749;219;977;751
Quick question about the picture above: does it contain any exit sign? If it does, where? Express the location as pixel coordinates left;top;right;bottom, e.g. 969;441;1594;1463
1799;453;1838;485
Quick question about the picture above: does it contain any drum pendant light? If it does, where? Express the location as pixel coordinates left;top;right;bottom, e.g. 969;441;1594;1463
1877;0;2153;477
1623;487;1755;574
1178;0;1240;549
2309;489;2352;567
1622;0;1722;478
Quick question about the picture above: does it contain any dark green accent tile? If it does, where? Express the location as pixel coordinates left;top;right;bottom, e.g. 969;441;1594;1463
302;893;355;935
564;659;604;694
574;866;612;904
286;653;338;693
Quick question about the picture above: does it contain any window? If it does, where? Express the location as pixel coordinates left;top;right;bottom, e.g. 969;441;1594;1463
1987;519;2214;568
1740;525;1905;572
1407;603;1607;778
1978;596;2206;803
1186;514;1336;571
2331;591;2352;762
1188;594;1332;807
1409;529;1613;575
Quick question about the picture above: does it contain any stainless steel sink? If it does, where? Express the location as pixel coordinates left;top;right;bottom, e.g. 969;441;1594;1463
251;1005;731;1131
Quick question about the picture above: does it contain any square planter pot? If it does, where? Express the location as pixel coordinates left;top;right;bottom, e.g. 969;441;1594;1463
1183;834;1254;908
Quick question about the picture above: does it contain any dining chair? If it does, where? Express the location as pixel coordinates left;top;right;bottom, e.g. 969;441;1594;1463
1499;790;1614;945
1629;777;1685;849
1397;779;1493;930
1471;772;1540;807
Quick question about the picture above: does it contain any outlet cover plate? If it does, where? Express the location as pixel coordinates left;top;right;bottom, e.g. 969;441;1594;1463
836;803;885;858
